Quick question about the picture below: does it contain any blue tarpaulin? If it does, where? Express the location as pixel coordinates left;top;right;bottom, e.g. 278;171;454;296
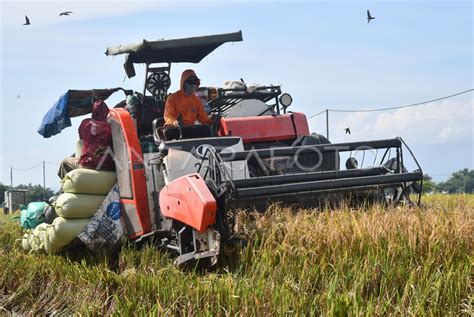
38;88;125;138
38;92;71;138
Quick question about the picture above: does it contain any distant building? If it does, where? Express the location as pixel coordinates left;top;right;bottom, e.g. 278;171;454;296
3;189;28;214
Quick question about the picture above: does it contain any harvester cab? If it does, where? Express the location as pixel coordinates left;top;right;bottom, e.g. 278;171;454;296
101;31;423;268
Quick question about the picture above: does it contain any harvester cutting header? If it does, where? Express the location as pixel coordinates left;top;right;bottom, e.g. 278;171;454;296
38;31;423;268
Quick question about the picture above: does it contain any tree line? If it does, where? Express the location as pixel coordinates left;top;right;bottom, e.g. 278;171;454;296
423;169;473;193
0;169;472;204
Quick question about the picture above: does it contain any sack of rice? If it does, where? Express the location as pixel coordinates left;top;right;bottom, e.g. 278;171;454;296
21;233;31;252
55;193;105;219
45;217;91;254
21;223;49;253
61;169;116;195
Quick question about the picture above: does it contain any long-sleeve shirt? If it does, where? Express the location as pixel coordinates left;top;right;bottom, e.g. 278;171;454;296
164;90;212;126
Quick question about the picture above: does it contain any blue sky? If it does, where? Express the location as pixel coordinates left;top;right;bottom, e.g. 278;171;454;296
1;0;472;190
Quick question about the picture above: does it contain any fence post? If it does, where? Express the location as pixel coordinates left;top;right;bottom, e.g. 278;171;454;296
43;161;46;200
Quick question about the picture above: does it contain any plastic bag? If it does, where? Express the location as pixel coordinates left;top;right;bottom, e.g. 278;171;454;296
20;202;47;229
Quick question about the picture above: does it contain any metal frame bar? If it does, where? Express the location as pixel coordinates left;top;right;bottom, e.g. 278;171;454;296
235;172;423;199
220;138;403;161
233;167;387;188
209;86;281;115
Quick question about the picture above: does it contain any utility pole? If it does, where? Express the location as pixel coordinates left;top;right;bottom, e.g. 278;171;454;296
326;109;329;140
9;167;13;214
43;161;46;200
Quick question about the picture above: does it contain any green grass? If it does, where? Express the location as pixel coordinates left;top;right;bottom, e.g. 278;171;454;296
0;195;472;315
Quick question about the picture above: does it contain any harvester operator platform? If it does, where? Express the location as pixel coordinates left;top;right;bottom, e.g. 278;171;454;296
164;69;215;127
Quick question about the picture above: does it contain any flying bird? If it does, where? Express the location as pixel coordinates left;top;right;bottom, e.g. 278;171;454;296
23;15;30;25
367;10;375;23
59;11;73;16
345;127;351;135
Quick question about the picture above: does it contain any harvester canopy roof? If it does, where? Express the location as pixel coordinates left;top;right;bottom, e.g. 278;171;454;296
105;31;243;78
38;88;126;138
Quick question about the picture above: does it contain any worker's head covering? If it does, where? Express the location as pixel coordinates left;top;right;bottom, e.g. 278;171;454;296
91;100;109;121
180;69;200;91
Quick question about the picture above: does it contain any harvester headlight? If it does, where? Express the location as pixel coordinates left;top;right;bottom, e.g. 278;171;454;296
279;93;293;108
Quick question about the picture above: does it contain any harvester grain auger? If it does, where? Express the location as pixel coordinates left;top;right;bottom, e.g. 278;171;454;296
50;31;424;268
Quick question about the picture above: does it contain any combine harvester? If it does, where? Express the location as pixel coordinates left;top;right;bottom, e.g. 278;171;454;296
43;31;423;267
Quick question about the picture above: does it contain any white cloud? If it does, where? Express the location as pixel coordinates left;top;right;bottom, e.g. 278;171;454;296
310;97;473;145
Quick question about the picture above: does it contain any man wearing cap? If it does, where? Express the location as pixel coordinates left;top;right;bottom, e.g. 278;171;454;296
164;69;214;126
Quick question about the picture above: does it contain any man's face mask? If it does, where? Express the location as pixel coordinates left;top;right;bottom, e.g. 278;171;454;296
184;78;199;95
183;83;197;95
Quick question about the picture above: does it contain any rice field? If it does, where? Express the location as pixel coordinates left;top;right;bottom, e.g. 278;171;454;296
0;194;472;315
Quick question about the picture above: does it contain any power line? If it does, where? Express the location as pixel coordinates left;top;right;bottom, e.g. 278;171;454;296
45;161;60;165
331;88;473;113
307;110;327;119
308;88;473;118
11;162;43;171
11;160;59;171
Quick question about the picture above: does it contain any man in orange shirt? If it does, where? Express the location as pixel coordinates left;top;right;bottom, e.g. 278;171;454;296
164;69;213;126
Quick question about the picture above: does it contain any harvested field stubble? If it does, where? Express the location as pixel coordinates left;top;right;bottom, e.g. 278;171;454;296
0;195;472;315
